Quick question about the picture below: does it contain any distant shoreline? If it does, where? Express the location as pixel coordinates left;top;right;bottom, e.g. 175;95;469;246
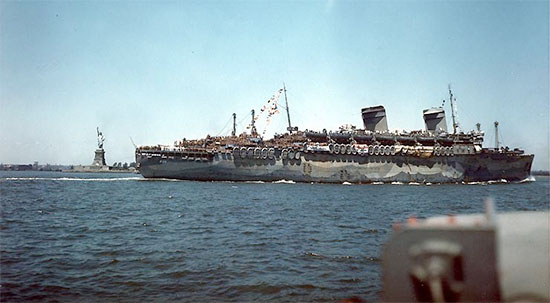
64;165;137;173
0;163;137;173
63;169;138;174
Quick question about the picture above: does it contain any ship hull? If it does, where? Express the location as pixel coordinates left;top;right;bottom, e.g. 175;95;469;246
136;150;533;183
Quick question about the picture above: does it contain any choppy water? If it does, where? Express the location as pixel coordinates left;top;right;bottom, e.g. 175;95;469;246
1;171;548;302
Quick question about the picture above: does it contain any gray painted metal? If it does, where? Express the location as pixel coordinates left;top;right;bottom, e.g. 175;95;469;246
136;149;533;183
382;211;549;302
382;221;499;302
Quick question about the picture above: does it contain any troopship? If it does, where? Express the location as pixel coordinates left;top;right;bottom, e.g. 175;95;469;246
135;86;533;183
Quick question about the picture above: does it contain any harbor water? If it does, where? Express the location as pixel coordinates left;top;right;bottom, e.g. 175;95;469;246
1;171;548;302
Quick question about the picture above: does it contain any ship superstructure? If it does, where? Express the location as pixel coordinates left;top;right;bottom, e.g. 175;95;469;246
136;86;533;183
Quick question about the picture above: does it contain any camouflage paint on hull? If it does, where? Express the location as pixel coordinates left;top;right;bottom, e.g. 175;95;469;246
136;150;533;183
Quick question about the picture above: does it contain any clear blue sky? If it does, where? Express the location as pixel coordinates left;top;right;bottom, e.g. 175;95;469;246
1;1;548;170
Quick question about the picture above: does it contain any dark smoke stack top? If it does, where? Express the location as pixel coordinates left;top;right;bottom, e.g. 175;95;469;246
423;107;447;133
361;105;388;132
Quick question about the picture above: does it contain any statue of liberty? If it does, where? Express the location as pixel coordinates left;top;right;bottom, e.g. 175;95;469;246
97;127;105;149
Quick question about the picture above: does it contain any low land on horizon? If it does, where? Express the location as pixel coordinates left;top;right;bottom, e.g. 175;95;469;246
0;162;136;172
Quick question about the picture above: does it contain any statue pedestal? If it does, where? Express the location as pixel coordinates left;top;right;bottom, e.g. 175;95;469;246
92;149;107;166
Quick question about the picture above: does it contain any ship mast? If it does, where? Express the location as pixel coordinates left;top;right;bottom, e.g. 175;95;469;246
494;121;499;149
250;109;257;136
448;84;458;134
283;83;293;134
231;113;236;136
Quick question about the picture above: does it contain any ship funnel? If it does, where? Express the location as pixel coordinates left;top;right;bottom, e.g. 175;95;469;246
423;107;447;133
361;105;388;132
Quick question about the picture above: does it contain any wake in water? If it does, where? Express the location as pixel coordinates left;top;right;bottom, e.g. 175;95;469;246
519;176;537;183
487;179;508;184
273;180;295;184
137;178;185;182
462;178;536;185
3;176;538;184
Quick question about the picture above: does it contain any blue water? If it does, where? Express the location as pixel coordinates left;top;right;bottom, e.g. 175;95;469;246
1;171;548;302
